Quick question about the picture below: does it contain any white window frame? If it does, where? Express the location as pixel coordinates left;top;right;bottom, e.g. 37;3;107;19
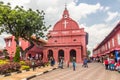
106;44;107;50
108;42;110;49
8;40;11;47
112;38;115;47
118;34;120;45
19;41;21;46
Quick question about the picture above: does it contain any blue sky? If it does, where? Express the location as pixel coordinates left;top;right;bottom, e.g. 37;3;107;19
0;0;120;55
76;0;120;26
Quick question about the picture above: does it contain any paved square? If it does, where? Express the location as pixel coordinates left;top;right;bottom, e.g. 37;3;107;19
31;63;120;80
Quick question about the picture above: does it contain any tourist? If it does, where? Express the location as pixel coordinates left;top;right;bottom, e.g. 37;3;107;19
50;57;55;66
110;59;115;71
31;59;35;71
72;57;76;71
104;58;108;70
107;57;111;70
82;57;88;68
61;57;64;69
116;60;120;73
58;57;61;68
58;57;64;69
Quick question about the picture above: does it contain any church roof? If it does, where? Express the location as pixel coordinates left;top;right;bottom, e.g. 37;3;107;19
53;7;79;31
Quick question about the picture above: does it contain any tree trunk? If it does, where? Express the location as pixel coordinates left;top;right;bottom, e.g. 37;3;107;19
22;41;34;60
15;37;19;47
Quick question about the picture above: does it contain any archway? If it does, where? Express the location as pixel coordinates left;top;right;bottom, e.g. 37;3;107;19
48;50;53;60
28;54;32;58
70;49;76;62
58;50;64;60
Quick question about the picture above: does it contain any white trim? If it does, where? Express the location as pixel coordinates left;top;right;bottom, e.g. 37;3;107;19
8;40;11;47
112;38;115;47
118;34;120;45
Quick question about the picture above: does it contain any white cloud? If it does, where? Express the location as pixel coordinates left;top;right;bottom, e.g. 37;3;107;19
100;6;110;11
104;7;110;11
74;0;79;3
82;22;117;54
68;3;102;20
105;11;119;22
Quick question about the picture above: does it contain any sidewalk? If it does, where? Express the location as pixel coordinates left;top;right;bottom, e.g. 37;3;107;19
0;65;58;80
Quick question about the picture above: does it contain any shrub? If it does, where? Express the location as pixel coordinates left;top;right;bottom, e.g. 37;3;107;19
20;61;26;65
14;46;20;62
25;61;32;68
0;62;21;74
45;62;50;66
21;65;30;70
0;59;8;65
10;62;21;71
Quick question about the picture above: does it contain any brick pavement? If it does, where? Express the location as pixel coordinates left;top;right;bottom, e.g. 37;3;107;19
31;63;120;80
0;65;57;80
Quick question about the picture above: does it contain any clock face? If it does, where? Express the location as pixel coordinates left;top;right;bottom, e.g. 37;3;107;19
64;15;68;18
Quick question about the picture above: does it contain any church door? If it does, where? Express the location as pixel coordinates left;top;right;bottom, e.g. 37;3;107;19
58;50;64;59
70;49;76;62
48;50;53;60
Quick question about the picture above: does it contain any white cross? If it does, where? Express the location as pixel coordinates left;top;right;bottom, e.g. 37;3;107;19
63;20;68;29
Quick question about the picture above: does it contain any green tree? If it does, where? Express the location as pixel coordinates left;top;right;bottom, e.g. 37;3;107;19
0;2;50;56
87;50;91;57
14;46;20;62
3;49;9;59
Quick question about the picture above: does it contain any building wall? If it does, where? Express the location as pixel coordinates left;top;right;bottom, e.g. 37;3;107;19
4;36;45;59
4;36;28;57
93;22;120;58
43;46;82;63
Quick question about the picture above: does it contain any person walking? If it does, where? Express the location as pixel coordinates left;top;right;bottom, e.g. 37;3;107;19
31;59;35;71
50;57;55;66
82;57;88;68
61;57;64;69
58;56;64;69
110;59;115;71
58;56;61;68
72;57;76;71
104;58;109;70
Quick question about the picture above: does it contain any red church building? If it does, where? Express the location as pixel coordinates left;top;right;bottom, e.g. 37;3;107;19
43;7;88;63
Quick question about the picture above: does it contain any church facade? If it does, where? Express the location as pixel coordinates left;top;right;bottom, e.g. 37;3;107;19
43;7;88;63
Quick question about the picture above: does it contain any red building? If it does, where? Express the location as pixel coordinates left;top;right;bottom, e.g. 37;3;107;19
4;36;47;60
43;7;88;63
93;22;120;61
